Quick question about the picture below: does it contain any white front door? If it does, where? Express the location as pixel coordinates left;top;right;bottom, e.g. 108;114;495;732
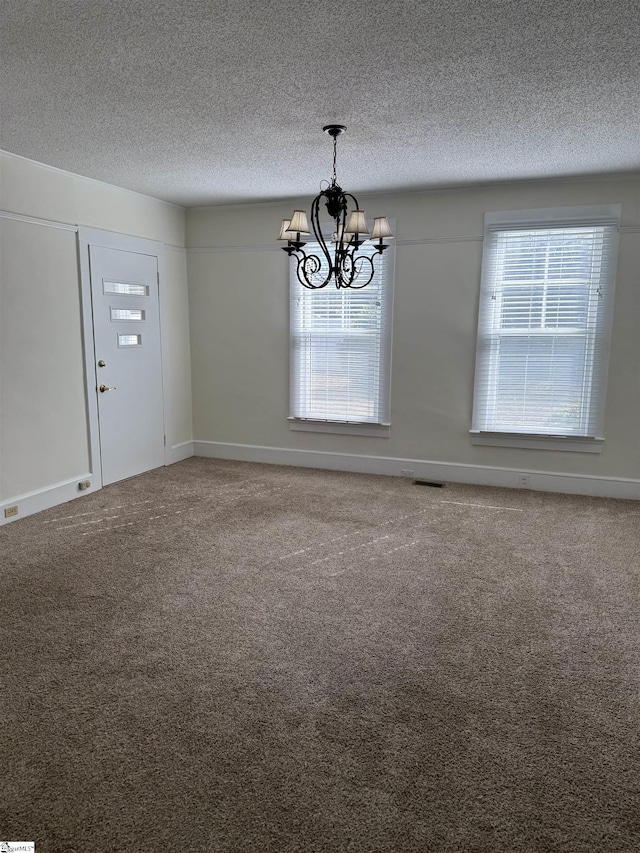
89;245;165;486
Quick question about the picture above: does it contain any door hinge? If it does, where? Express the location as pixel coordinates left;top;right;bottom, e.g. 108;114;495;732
164;434;167;446
157;271;160;286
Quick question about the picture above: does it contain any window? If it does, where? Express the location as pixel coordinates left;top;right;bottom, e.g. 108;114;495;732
289;241;394;435
471;205;620;451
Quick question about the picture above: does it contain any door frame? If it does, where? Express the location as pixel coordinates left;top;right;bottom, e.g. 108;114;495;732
78;227;170;490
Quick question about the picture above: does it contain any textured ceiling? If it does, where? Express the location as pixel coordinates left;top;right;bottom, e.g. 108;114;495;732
2;0;640;207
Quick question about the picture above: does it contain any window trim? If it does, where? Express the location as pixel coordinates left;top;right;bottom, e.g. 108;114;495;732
469;431;604;453
470;204;621;451
288;417;390;437
289;226;395;435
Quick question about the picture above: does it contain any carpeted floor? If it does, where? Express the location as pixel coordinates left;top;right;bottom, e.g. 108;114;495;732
1;457;639;852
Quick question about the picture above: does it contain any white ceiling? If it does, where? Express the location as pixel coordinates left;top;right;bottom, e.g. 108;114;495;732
2;0;639;207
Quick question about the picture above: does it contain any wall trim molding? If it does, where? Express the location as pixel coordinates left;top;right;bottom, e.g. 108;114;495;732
187;244;283;254
397;235;484;245
0;474;100;526
167;441;194;464
186;224;639;255
0;209;78;232
192;440;640;501
186;235;487;253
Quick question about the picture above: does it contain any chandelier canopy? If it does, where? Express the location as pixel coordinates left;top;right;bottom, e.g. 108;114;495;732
278;125;393;289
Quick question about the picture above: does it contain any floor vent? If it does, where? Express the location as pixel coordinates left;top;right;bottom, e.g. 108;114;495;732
414;480;445;488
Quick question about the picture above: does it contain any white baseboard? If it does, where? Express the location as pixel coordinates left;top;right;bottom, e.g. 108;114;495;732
0;474;100;526
1;445;195;525
192;440;640;501
166;441;194;465
4;442;637;526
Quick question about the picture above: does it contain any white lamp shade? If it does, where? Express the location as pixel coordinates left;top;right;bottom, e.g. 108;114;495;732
345;210;370;234
288;210;311;234
278;219;296;241
371;217;393;240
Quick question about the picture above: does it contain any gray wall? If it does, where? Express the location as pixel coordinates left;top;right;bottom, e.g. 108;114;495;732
2;149;638;516
0;152;193;506
186;175;640;487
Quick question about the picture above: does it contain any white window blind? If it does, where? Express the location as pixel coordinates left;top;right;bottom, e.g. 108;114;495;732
472;206;620;439
290;242;394;425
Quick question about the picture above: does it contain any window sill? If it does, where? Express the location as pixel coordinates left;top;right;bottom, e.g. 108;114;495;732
470;431;604;453
288;418;390;437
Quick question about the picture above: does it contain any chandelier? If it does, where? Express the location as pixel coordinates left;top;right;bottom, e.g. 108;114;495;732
278;125;393;289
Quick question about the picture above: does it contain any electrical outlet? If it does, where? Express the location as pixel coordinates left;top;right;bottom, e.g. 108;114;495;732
519;474;531;487
4;505;18;518
78;480;91;490
401;469;414;478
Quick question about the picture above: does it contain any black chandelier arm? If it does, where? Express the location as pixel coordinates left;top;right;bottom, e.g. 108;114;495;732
310;194;337;276
339;251;376;289
294;250;331;289
343;191;360;211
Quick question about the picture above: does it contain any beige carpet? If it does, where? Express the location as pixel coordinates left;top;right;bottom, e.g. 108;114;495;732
2;457;639;852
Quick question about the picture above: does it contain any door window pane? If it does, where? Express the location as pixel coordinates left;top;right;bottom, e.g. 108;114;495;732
117;334;142;347
110;308;146;321
104;280;149;297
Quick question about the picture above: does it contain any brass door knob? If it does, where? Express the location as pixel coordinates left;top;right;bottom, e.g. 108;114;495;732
99;384;117;393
